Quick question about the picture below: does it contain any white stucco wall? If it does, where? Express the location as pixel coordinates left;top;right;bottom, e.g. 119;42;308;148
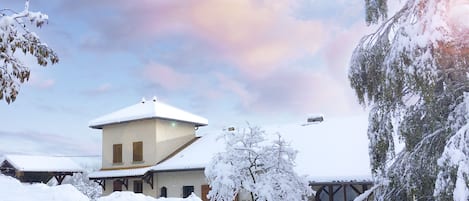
101;118;197;169
154;170;207;198
101;170;254;201
103;177;157;197
102;171;207;198
155;119;196;163
101;119;158;169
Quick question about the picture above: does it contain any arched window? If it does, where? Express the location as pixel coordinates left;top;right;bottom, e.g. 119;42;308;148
160;186;167;197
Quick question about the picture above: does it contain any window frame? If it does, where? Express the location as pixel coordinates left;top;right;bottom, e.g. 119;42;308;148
183;185;195;198
113;144;123;164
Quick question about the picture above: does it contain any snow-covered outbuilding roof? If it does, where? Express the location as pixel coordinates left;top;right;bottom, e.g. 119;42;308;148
1;154;83;172
89;97;208;129
264;115;371;182
88;167;151;179
152;115;371;182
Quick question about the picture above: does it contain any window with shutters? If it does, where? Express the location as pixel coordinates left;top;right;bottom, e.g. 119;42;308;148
133;180;143;193
113;144;122;164
133;141;143;162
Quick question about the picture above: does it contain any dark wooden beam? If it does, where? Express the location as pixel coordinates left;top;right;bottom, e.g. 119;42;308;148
332;185;342;195
54;175;66;185
350;185;362;194
315;185;326;201
362;184;369;191
343;184;347;201
328;185;333;201
121;178;128;190
92;179;106;191
143;173;154;189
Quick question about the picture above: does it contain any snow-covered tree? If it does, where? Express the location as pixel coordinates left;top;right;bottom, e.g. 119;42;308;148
205;126;313;201
63;172;102;201
349;0;469;200
0;0;58;104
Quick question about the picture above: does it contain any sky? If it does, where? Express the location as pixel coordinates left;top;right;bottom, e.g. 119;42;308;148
0;0;376;156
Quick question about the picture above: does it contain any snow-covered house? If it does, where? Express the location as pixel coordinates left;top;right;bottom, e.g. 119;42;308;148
88;97;208;198
89;98;373;201
0;154;83;184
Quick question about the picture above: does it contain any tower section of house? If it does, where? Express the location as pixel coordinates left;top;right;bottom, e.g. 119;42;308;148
88;97;207;196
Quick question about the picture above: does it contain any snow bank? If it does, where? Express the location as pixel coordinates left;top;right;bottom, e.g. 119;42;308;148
0;174;202;201
97;191;202;201
0;174;88;201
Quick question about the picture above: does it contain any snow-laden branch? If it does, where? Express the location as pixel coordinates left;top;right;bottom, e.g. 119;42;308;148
0;0;58;104
349;0;469;199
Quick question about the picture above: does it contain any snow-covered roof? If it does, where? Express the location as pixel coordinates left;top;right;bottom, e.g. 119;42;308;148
264;115;371;182
1;154;83;172
152;115;372;182
89;97;208;129
152;133;223;172
88;167;151;179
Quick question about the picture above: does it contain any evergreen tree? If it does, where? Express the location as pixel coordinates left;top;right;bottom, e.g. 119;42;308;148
349;0;469;200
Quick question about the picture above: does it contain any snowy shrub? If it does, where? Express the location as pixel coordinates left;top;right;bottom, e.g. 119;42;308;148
63;172;102;200
205;126;313;201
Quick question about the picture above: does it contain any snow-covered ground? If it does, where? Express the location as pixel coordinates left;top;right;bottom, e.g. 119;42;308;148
0;174;88;201
98;192;202;201
0;174;201;201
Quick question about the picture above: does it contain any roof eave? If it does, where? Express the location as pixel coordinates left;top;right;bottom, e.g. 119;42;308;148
89;117;208;130
150;167;205;173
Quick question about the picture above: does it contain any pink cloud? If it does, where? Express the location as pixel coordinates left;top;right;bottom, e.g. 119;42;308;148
215;72;256;108
210;68;361;116
248;69;358;115
27;74;55;89
187;0;326;78
78;0;327;79
142;62;192;90
66;0;367;116
323;22;371;79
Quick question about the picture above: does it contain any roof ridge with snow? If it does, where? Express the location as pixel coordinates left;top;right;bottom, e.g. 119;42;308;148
89;97;208;129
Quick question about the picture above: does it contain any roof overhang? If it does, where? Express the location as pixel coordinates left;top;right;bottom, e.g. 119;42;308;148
89;117;208;129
